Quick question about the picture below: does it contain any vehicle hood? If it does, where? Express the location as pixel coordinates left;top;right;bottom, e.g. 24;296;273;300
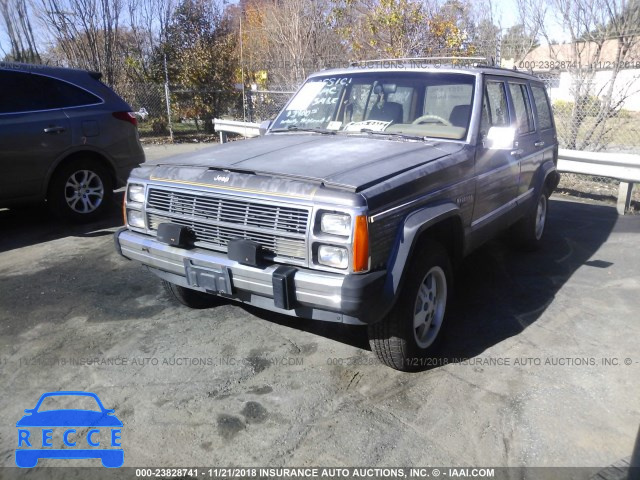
146;134;463;191
16;410;123;427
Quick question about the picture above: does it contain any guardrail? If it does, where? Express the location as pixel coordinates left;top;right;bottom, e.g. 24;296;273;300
558;149;639;215
213;118;261;143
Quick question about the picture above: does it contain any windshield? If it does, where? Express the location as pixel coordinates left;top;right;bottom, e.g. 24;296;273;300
272;72;475;141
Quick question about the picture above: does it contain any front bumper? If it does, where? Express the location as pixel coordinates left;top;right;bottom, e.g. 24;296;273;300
115;228;388;324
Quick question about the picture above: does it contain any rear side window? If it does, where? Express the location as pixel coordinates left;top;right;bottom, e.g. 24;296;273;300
508;83;535;133
480;81;509;137
531;85;553;130
0;70;101;114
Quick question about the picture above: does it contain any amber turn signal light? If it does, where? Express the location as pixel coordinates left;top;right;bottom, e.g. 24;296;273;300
352;215;369;272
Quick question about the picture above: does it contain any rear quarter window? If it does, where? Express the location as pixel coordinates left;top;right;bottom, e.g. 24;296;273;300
0;70;101;113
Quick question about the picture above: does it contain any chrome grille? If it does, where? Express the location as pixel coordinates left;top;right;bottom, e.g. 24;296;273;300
146;188;309;263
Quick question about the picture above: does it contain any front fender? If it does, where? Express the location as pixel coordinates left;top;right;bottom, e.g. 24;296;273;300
378;202;462;316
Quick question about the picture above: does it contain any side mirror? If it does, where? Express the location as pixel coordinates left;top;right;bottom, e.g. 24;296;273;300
259;120;272;136
483;126;516;150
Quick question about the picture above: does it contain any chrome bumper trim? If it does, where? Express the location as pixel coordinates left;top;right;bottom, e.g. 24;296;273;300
117;229;345;310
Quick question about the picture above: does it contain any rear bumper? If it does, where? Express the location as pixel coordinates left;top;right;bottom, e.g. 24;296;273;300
115;228;388;324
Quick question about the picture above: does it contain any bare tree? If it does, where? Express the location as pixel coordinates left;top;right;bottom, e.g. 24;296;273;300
37;0;124;84
241;0;345;89
578;0;640;150
125;0;175;80
0;0;41;62
501;24;540;63
527;0;640;150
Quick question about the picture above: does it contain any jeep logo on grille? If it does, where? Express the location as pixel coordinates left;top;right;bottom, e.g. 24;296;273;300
214;175;230;183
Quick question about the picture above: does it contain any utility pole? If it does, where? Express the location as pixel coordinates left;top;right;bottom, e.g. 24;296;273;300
240;14;247;123
163;54;174;142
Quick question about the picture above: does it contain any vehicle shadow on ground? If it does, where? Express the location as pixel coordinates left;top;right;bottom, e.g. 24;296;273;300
555;187;640;213
0;192;125;253
242;198;620;364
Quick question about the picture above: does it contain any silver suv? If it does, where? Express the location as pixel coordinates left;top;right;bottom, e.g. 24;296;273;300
0;63;145;221
115;62;559;370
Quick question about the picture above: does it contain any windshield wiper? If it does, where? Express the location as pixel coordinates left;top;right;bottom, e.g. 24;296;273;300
270;125;336;134
356;129;427;141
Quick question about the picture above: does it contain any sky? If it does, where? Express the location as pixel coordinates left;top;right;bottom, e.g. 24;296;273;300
491;0;571;43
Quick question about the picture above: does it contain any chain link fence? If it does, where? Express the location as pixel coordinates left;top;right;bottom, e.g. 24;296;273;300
245;90;295;123
533;71;640;155
115;83;244;140
115;83;292;141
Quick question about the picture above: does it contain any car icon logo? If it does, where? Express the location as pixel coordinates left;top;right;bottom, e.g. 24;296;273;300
15;391;123;468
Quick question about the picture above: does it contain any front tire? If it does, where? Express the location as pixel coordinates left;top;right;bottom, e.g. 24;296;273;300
162;280;221;309
368;240;452;371
48;158;113;223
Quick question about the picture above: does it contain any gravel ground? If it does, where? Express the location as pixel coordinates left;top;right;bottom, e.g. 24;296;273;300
557;174;640;214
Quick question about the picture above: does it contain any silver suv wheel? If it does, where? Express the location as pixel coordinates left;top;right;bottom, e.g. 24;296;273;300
48;158;113;223
413;266;447;348
64;169;105;214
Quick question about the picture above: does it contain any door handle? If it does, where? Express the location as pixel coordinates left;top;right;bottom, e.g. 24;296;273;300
44;126;66;134
510;149;524;156
534;141;545;148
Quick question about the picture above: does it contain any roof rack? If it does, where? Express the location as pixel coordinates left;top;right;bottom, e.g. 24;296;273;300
471;64;534;76
349;56;487;67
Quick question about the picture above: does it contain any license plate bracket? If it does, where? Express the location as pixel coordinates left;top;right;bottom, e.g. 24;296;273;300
184;260;232;295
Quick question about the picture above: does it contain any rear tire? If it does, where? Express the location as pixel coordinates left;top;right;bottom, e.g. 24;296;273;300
162;280;221;309
368;240;452;371
512;189;548;251
48;158;113;223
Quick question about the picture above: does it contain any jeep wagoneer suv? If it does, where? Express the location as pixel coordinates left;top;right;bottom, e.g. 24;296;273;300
115;62;559;370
